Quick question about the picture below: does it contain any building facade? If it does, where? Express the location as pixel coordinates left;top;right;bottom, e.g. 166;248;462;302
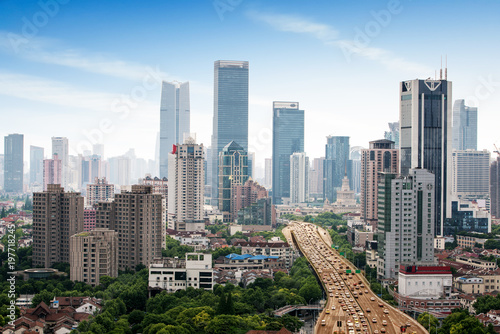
159;81;190;178
400;78;452;236
360;139;399;228
377;169;436;279
444;200;491;235
69;228;118;286
168;138;205;231
4;133;24;193
96;185;163;271
452;150;490;200
491;157;500;218
210;60;249;206
30;145;44;186
452;99;477;151
384;122;400;148
272;101;304;205
33;184;84;267
290;152;309;204
43;154;62;191
86;177;114;207
323;136;350;202
52;137;69;188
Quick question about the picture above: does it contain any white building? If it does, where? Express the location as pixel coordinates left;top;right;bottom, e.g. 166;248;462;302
289;152;309;204
148;253;213;294
399;266;453;299
377;169;436;280
452;150;490;200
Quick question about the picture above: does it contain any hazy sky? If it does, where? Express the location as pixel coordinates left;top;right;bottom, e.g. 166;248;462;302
1;0;500;171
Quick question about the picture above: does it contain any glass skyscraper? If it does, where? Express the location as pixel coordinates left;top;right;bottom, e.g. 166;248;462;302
323;136;351;202
159;81;190;178
210;60;249;205
272;101;304;205
30;145;44;185
4;133;24;193
452;99;477;151
400;78;452;236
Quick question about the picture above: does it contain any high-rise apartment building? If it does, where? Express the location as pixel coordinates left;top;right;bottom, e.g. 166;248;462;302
43;154;62;191
491;157;500;218
159;81;190;178
310;157;325;197
108;156;131;186
92;144;104;158
231;179;269;219
87;177;114;207
384;122;400;148
70;228;118;286
377;169;435;279
96;185;163;271
350;147;362;194
290;152;309;204
452;99;477;151
52;137;69;188
30;146;44;186
33;184;84;267
360;140;399;228
264;158;272;189
323;136;350;202
400;78;452;236
272;101;304;205
168;137;205;231
452;150;490;200
4;134;24;193
211;60;249;205
218;141;249;221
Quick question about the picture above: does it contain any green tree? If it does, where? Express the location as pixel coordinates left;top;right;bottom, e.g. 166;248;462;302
418;312;439;332
225;291;235;315
298;282;321;302
216;291;226;315
31;289;55;307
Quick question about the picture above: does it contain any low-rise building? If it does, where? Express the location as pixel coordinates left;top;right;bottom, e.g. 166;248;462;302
456;233;489;248
148;253;213;295
233;241;295;267
456;255;497;270
214;253;284;271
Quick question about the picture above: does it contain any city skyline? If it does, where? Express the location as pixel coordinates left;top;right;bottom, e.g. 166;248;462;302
1;1;500;172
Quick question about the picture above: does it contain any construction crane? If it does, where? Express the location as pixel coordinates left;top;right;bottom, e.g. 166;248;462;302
494;144;500;158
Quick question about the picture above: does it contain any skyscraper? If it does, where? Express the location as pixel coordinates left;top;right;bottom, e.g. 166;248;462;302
272;101;304;205
52;137;69;188
264;158;272;189
43;154;62;191
96;185;163;271
87;177;115;207
211;60;249;205
360;140;399;228
452;150;490;200
4;134;24;193
290;152;309;204
400;78;452;236
30;146;44;186
33;184;84;267
384;122;400;148
323;136;350;202
491;156;500;218
376;169;435;279
218;141;249;221
452;99;477;151
159;81;190;178
168;137;205;231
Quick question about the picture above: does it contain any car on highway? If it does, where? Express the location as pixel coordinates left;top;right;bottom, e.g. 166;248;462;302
378;303;384;307
372;318;377;323
331;305;335;310
382;320;387;326
380;328;386;333
321;319;326;326
326;309;330;314
366;308;371;313
371;297;375;301
384;309;389;314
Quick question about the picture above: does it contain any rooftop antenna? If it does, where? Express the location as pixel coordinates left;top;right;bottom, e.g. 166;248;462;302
445;55;448;80
440;56;443;80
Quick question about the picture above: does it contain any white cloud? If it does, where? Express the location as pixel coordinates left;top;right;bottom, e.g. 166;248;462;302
0;31;171;81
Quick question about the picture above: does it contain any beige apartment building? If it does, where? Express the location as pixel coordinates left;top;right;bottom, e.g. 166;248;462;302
96;185;163;271
70;228;118;286
86;177;114;207
33;184;84;267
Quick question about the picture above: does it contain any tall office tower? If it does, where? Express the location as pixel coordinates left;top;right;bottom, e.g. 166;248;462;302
205;147;213;199
290;152;309;204
400;78;452;236
81;155;102;188
272;102;304;205
314;157;325;196
384;122;400;148
218;141;249;221
350;147;363;194
452;150;490;200
92;144;104;158
168;137;205;231
4;134;24;193
159;81;190;178
70;228;118;286
309;168;319;197
376;169;435;280
96;185;162;271
248;152;255;179
323;136;350;203
452;99;478;151
43;154;62;191
30;146;44;186
211;60;249;206
108;156;131;186
360;140;399;228
0;154;4;189
87;177;114;207
490;157;500;218
52;137;69;188
264;158;272;189
33;184;84;267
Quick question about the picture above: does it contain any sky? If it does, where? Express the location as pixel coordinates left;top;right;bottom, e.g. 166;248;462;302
1;0;500;175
